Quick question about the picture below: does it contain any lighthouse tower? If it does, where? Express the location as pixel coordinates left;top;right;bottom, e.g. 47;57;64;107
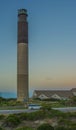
17;9;28;102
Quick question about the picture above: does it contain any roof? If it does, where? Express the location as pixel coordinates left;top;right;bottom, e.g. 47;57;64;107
34;90;73;98
71;88;76;92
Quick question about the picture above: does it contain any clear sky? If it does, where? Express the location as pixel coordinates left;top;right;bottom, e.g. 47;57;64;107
0;0;76;96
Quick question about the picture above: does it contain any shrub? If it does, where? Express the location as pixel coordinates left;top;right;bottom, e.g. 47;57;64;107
55;126;67;130
68;125;76;130
15;111;45;122
47;109;65;118
16;126;34;130
0;127;5;130
23;111;45;121
18;113;28;120
43;98;60;101
68;112;76;118
0;115;5;120
4;114;21;127
37;123;54;130
41;104;52;111
58;118;72;127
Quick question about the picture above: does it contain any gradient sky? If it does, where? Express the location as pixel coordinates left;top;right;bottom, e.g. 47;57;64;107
0;0;76;95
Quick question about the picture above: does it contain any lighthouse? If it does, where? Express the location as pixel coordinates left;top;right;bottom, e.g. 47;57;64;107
17;9;28;101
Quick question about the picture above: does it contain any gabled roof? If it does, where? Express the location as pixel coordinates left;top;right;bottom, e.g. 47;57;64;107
34;90;73;98
71;88;76;92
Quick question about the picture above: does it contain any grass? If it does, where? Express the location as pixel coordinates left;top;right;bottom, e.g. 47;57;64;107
0;108;76;130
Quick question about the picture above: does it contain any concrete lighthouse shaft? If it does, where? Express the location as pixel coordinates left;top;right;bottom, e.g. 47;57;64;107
17;9;28;101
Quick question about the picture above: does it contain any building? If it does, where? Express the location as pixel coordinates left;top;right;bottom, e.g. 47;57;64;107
71;88;76;96
33;88;76;100
17;9;28;101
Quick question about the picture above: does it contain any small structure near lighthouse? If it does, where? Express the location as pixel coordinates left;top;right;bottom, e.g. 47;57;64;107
17;9;28;102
